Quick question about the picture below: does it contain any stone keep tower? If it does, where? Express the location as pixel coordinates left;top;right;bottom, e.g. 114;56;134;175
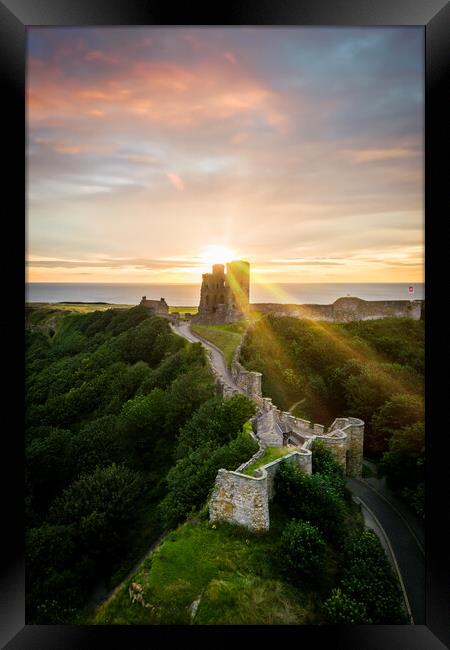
193;260;250;324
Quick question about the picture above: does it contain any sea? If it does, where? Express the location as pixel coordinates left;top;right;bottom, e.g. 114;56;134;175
26;283;425;307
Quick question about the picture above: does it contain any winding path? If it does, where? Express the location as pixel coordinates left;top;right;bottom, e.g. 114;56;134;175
171;321;242;392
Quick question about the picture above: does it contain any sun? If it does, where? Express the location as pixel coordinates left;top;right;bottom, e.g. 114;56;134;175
199;244;237;265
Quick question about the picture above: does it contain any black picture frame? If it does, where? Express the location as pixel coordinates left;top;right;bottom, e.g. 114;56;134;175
1;1;449;648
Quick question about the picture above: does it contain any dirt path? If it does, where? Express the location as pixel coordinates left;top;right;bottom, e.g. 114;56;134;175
288;398;306;414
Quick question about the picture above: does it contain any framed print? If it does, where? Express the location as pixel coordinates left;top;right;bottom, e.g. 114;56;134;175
1;0;449;648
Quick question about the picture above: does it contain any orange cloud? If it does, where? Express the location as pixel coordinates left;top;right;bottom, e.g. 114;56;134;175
32;137;113;155
85;50;119;64
223;51;237;65
341;148;415;163
27;58;289;131
166;172;185;191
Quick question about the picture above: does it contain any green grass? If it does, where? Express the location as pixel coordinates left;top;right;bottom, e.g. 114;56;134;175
191;322;247;366
89;513;319;625
169;306;198;315
26;303;133;337
26;302;132;314
243;447;297;476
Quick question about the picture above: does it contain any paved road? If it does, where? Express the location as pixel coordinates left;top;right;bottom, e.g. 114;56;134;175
347;477;425;624
363;460;425;552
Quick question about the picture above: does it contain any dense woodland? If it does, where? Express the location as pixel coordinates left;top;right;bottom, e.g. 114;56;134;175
25;306;413;624
241;316;425;517
25;306;255;623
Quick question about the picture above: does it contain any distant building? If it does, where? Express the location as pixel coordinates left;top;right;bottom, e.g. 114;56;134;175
139;296;169;315
192;260;250;324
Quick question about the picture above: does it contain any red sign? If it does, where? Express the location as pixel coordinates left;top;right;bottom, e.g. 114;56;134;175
408;286;414;294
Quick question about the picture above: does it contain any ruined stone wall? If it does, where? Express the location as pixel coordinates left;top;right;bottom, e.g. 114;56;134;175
231;332;262;399
199;321;365;532
209;451;312;532
251;297;423;322
231;360;262;398
343;417;364;478
209;469;270;531
316;430;348;471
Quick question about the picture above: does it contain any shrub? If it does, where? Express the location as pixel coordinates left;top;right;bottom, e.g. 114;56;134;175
274;460;346;542
323;588;372;624
279;520;326;586
402;481;425;519
311;438;346;496
339;530;406;624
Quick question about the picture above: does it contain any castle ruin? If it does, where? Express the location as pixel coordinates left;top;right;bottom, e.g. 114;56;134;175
192;260;250;324
207;330;365;532
139;296;169;315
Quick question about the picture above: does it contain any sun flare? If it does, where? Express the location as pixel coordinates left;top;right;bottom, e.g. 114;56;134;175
199;245;237;266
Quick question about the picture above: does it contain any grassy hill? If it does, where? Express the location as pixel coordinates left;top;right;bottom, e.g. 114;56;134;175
90;507;325;625
191;321;247;366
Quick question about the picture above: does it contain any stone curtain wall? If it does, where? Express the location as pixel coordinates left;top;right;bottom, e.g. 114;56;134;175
203;323;365;531
231;333;262;399
342;417;364;478
209;451;312;531
209;469;270;531
252;297;424;322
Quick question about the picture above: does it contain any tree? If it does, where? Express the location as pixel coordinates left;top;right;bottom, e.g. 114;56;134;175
26;523;94;623
67;415;122;478
379;422;425;494
163;366;216;435
160;431;257;528
49;464;145;563
279;520;326;586
371;394;424;455
26;428;72;511
175;394;256;458
118;390;167;467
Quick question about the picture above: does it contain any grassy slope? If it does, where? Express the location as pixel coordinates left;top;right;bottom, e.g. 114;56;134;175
27;302;131;314
241;316;424;422
243;447;297;476
191;322;247;366
169;306;198;315
90;511;322;625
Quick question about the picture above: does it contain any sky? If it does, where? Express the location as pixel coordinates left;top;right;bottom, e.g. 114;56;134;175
26;27;424;285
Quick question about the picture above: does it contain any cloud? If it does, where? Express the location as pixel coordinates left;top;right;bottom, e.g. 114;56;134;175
166;173;185;192
223;51;237;65
84;49;119;64
26;27;424;284
26;256;198;270
340;147;417;163
27;54;289;132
